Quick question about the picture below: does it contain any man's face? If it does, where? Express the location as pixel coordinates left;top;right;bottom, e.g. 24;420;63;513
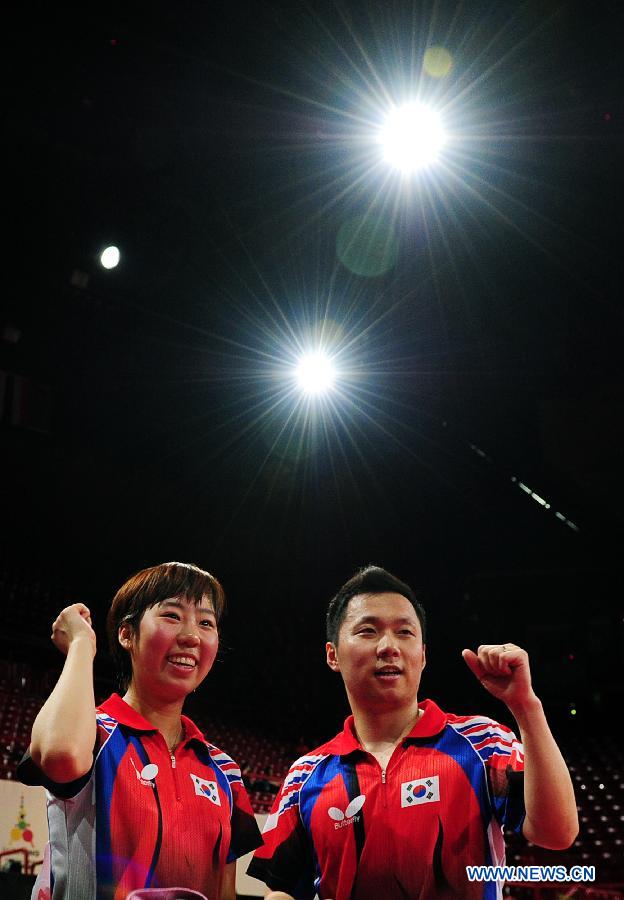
326;592;426;713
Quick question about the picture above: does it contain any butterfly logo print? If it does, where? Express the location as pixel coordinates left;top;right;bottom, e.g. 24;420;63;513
328;794;366;822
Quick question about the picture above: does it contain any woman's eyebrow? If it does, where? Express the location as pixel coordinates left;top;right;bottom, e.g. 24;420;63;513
157;598;215;616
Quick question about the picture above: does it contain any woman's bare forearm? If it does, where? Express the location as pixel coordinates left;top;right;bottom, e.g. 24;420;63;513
30;634;96;782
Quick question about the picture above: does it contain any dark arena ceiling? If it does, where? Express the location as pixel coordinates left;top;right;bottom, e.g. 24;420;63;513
2;0;623;736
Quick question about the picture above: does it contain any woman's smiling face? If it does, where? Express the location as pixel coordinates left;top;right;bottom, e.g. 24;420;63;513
122;596;219;702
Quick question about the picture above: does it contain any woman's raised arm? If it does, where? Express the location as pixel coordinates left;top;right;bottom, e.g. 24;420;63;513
30;603;98;783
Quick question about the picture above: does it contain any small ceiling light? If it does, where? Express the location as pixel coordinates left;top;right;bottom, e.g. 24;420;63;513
100;246;120;269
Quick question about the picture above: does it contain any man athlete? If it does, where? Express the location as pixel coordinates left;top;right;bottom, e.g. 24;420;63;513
248;565;578;899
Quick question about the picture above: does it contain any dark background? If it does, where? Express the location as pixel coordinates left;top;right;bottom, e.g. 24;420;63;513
1;0;623;743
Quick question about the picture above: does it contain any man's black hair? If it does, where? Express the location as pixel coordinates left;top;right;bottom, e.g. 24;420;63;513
326;565;426;645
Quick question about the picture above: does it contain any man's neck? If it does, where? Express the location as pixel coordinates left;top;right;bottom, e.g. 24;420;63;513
351;699;422;754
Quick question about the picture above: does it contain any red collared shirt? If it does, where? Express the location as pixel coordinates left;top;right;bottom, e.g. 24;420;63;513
20;694;262;900
248;699;524;900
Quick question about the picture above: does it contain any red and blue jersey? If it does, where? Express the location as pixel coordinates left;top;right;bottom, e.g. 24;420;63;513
248;699;525;900
19;694;262;899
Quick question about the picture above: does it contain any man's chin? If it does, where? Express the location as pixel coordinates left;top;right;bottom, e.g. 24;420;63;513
354;688;409;711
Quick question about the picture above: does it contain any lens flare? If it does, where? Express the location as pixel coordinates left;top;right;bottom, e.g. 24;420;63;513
423;46;453;79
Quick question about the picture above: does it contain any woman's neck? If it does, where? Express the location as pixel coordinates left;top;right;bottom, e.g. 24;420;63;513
122;684;185;751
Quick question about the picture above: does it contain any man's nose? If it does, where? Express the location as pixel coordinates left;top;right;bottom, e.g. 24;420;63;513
377;632;399;656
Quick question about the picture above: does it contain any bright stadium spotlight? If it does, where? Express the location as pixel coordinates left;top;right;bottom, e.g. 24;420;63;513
295;351;336;395
380;103;446;173
100;245;120;269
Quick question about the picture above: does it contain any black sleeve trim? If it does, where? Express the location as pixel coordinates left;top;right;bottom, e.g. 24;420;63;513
17;749;93;799
231;827;264;860
246;858;296;893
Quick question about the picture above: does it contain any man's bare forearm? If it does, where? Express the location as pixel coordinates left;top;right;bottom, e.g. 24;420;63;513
511;695;578;850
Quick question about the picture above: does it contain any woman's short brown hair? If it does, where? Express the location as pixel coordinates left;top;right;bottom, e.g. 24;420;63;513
106;561;226;691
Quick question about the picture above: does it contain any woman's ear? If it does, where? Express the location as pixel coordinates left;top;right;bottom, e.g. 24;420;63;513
118;623;134;650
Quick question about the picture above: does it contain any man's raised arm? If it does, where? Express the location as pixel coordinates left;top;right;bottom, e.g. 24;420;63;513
462;643;578;850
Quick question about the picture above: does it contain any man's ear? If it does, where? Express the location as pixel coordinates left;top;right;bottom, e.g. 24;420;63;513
422;644;426;672
326;642;340;672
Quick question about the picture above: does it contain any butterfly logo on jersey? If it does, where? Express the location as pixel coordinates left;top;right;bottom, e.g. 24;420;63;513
328;794;366;829
130;758;158;787
401;776;440;807
190;773;221;805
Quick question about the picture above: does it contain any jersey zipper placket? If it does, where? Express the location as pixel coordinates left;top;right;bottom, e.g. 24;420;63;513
170;747;182;801
381;740;405;809
381;767;388;808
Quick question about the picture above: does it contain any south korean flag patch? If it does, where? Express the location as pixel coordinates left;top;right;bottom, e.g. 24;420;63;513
191;774;221;805
401;776;440;807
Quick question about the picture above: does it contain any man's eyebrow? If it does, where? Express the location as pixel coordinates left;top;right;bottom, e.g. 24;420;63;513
350;615;418;627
